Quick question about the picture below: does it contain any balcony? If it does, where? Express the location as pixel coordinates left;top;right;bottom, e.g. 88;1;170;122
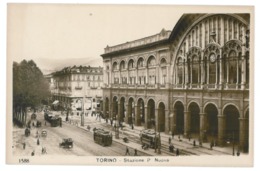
173;84;184;89
147;84;155;88
75;86;82;90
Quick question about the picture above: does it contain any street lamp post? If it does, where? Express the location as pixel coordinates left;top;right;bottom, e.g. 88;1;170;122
115;115;119;139
232;131;235;156
81;97;85;127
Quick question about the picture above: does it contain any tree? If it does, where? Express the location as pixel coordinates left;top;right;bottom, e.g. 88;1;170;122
13;59;50;127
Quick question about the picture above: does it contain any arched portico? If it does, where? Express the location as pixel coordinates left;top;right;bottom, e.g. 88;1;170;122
173;101;184;135
147;99;156;129
158;102;166;132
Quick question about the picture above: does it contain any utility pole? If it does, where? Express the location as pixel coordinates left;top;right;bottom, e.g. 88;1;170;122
81;84;85;127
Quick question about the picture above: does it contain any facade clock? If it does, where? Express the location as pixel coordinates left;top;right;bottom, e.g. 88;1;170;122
210;53;216;63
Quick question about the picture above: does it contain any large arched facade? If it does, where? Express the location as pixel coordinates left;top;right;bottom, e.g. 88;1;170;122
101;13;250;153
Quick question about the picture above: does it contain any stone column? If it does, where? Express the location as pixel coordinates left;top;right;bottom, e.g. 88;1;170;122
166;64;170;89
239;117;249;152
219;49;223;89
218;115;226;146
184;111;191;137
165;109;169;133
155;108;159;131
184;59;189;89
111;102;114;119
103;100;107;118
200;52;204;87
125;103;129;124
117;102;121;122
241;54;246;90
199;113;207;142
135;105;141;126
169;112;174;134
144;105;148;129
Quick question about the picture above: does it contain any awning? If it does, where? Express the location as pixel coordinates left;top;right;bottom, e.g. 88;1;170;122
52;100;59;105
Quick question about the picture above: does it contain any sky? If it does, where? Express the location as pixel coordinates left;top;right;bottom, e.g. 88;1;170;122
7;4;254;74
7;4;184;74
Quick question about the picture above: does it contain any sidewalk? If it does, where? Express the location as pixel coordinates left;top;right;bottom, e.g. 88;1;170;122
55;111;241;156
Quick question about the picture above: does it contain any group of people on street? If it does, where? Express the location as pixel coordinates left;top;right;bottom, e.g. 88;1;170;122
125;147;138;156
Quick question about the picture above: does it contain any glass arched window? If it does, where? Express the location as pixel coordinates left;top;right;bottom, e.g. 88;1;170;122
113;62;118;71
160;58;167;85
137;58;144;68
228;50;237;84
147;56;156;67
246;52;249;84
209;53;217;84
177;57;183;84
192;55;200;84
128;59;134;69
120;61;125;71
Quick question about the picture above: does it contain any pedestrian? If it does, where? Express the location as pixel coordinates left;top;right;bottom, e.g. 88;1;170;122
168;137;172;144
44;147;47;154
37;138;40;145
172;132;174;139
236;149;240;156
134;149;138;156
210;141;214;150
199;140;202;147
42;147;45;154
31;150;35;156
176;148;179;156
125;146;130;156
193;140;196;147
131;124;134;130
188;134;191;141
171;144;175;153
23;142;26;149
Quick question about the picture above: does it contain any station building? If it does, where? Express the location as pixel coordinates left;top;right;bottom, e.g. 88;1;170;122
101;14;250;152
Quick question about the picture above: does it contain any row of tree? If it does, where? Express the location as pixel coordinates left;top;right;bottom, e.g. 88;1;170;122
13;60;50;127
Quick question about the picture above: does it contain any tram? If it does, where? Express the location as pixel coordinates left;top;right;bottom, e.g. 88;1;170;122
44;111;61;127
93;128;112;146
139;129;159;149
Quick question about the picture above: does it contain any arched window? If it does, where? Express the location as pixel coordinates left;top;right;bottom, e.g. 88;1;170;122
209;53;217;84
147;56;156;67
113;62;118;71
192;55;200;84
177;57;183;84
120;61;125;71
228;50;237;84
160;58;167;85
137;58;144;68
246;51;249;84
128;59;134;69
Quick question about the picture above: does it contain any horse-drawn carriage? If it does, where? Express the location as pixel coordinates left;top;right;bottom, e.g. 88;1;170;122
59;138;73;148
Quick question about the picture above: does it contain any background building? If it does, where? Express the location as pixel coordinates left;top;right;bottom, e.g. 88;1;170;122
101;14;250;152
51;65;103;113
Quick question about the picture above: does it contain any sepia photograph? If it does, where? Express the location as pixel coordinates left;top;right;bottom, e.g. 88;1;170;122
5;2;254;167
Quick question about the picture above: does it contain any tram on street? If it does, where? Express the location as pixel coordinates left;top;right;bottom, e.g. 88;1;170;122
140;129;159;149
93;128;112;146
44;111;61;127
